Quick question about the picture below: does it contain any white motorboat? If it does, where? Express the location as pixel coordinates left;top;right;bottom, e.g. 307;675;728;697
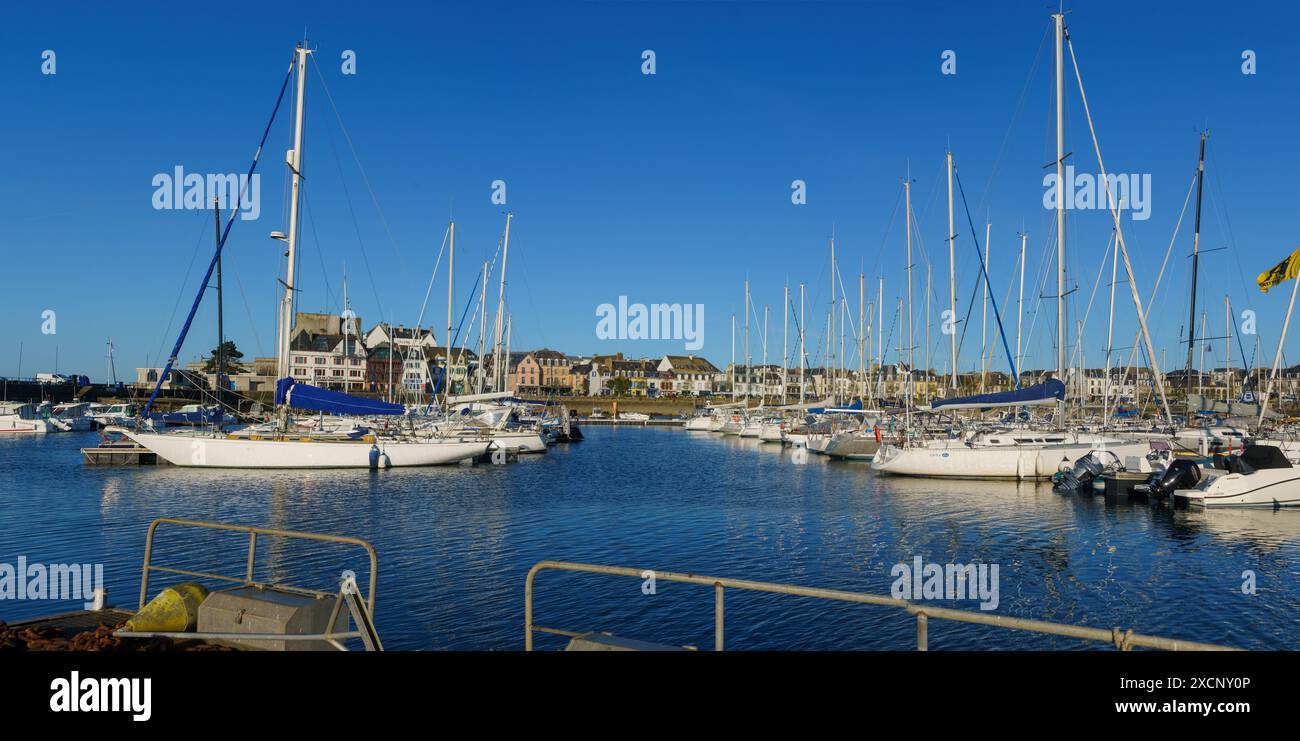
619;412;650;421
0;402;57;433
50;402;96;431
1172;445;1300;508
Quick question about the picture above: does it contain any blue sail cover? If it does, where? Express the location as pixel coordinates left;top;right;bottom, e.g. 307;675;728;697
275;377;405;416
807;398;866;415
931;379;1066;411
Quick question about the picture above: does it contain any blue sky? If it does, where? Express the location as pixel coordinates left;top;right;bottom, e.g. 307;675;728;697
1;0;1297;382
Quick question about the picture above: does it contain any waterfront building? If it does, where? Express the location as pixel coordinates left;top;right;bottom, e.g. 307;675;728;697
656;355;721;397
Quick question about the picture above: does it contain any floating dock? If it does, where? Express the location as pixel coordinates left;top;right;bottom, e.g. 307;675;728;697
81;443;162;465
578;418;683;427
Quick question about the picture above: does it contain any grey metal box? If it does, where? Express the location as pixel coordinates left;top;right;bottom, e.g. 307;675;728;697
197;585;348;651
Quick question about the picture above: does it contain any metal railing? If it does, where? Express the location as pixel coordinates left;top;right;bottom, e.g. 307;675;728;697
139;518;378;614
525;561;1238;652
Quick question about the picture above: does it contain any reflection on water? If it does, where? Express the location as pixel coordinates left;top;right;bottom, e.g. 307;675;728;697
2;428;1298;650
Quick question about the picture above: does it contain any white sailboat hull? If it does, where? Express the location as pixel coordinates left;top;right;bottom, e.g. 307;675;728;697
684;416;715;431
126;431;489;468
489;430;547;454
871;438;1150;480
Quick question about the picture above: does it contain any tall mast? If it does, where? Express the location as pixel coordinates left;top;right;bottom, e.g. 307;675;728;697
1185;132;1208;416
492;213;512;391
504;313;512;392
478;260;488;393
1017;231;1026;383
730;313;736;397
1198;309;1207;399
445;220;455;404
744;279;750;400
1054;11;1066;427
276;45;311;387
783;283;789;404
946;150;957;391
790;282;800;400
905;180;914;393
106;338;117;386
981;221;990;393
1224;295;1232;402
1065;11;1173;425
924;265;931;402
897;298;905;408
1104;227;1118;421
830;237;837;403
859;272;865;402
213;196;225;407
877;276;884;400
762;303;768;402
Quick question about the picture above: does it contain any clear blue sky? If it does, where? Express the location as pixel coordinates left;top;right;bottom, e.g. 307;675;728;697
1;0;1297;382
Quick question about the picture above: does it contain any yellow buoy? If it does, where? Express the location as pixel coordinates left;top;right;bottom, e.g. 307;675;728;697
125;582;209;632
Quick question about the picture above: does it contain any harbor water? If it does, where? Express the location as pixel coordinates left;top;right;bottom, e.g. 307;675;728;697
2;426;1297;650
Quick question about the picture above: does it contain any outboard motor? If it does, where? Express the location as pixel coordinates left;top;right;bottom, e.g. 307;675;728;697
1145;459;1201;501
1053;452;1107;494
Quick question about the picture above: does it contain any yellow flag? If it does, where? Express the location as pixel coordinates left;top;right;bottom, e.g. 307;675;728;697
1258;247;1300;293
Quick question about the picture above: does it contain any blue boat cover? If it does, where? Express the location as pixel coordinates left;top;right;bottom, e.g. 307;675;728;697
808;398;866;415
275;377;405;416
931;379;1066;411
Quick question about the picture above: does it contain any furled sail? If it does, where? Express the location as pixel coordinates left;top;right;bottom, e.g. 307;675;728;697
275;378;405;416
931;379;1065;411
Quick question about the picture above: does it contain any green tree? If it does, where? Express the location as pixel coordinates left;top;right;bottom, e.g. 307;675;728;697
608;377;632;396
203;340;247;374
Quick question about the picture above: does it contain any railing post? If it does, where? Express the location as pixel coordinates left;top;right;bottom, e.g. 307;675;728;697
916;611;928;651
714;582;725;651
525;567;537;651
138;520;162;609
246;531;258;583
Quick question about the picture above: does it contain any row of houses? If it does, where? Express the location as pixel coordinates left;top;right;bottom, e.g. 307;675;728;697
131;312;1300;401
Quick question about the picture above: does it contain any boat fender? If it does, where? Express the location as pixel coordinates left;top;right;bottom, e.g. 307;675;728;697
369;444;381;469
126;582;209;632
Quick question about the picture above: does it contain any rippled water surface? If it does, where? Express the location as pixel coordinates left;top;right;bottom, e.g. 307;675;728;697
2;427;1298;650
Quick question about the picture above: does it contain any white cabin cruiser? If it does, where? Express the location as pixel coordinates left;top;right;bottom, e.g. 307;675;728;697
0;402;58;433
50;401;96;431
1171;445;1300;508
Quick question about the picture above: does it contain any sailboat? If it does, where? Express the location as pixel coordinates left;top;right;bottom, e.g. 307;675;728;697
870;12;1163;480
123;44;490;468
